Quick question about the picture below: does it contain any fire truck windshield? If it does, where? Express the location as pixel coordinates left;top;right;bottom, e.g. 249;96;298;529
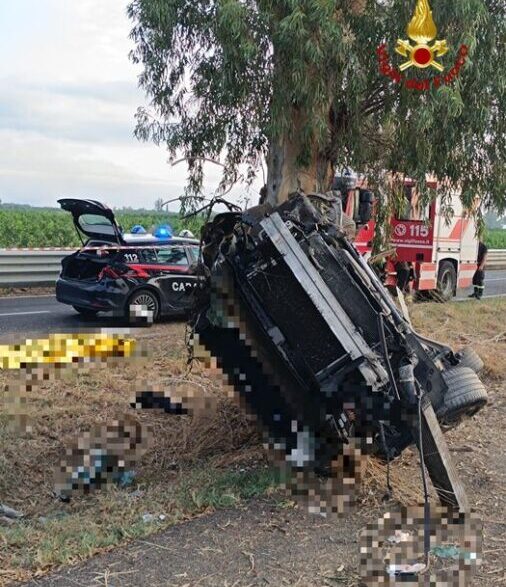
397;186;430;221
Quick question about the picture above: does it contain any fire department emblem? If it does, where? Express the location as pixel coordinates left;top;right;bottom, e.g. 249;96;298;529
395;0;448;72
394;224;407;237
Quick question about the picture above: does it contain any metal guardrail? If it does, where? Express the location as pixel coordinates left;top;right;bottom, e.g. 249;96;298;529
0;248;505;288
0;250;71;287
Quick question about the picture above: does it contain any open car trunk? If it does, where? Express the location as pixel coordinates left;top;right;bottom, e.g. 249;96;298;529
58;198;124;245
60;250;117;281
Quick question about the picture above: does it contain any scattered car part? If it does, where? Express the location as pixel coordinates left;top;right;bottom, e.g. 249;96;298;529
0;504;24;519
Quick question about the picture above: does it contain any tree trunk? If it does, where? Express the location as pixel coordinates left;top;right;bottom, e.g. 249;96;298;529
266;139;335;205
266;110;335;205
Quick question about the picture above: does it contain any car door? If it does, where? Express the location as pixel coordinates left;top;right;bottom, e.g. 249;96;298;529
154;245;199;313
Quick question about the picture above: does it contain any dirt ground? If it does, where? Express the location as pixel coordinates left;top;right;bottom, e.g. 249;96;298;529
2;298;506;586
0;286;55;297
25;498;367;587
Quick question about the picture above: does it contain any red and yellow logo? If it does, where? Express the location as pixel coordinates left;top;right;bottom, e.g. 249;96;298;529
395;0;447;71
377;0;468;91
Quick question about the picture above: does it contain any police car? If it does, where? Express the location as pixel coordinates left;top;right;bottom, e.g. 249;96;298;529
55;199;201;323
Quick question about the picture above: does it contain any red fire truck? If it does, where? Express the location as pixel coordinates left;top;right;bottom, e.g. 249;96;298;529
338;176;479;301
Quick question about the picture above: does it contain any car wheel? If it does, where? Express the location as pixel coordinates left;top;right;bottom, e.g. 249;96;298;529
437;366;488;425
456;346;484;374
127;289;159;324
73;306;98;318
434;261;457;302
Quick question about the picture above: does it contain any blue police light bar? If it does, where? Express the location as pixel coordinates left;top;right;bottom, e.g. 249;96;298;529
154;224;173;240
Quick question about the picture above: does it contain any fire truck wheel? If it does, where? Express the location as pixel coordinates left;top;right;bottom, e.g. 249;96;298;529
436;261;457;302
437;367;488;425
456;347;484;374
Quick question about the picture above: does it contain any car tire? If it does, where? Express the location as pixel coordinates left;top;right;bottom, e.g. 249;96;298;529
126;289;160;324
456;347;484;374
434;261;457;302
437;367;488;425
73;306;98;318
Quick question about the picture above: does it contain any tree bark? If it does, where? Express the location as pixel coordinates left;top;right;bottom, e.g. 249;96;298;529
266;117;335;205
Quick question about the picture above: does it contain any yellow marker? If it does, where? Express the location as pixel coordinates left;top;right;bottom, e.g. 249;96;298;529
395;0;448;72
0;333;136;370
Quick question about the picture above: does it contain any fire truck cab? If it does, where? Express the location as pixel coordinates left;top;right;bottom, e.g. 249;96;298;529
339;176;479;301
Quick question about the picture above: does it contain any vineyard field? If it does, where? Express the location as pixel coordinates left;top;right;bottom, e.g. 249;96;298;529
0;208;198;248
485;229;506;249
1;207;505;249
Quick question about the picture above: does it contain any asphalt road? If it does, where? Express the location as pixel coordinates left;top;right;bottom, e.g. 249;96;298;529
1;270;505;339
0;295;150;340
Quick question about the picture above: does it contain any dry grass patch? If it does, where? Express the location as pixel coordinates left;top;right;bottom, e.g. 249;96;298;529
410;297;506;381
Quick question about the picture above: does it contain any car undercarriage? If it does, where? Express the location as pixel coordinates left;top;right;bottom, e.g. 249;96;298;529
183;192;487;512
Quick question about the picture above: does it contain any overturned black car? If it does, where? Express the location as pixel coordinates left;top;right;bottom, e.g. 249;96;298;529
186;192;487;511
56;199;201;322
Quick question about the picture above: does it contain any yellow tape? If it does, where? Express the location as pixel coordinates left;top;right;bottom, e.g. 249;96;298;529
0;333;136;370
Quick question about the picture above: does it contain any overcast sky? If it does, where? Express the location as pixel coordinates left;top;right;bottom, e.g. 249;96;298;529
0;0;259;211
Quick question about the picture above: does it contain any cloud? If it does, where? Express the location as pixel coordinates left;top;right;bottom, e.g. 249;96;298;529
0;129;260;210
0;130;172;207
0;0;262;209
0;79;142;144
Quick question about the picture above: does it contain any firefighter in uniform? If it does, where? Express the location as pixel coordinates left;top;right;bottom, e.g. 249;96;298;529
469;241;488;300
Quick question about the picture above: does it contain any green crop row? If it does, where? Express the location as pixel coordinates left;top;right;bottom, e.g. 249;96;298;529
0;208;202;248
2;207;505;249
485;229;506;250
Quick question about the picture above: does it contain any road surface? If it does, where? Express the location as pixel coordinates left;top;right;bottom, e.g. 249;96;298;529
1;270;505;338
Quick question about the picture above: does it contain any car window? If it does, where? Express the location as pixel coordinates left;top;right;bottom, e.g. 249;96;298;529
188;246;201;263
156;246;189;266
78;214;116;236
139;248;157;264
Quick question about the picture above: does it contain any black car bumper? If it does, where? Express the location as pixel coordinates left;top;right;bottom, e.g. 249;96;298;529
56;278;128;315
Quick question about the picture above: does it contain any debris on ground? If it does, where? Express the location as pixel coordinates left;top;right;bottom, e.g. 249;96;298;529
0;504;24;519
53;415;151;499
141;513;166;523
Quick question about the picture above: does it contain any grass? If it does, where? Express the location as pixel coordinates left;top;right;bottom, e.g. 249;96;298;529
485;228;506;249
1;299;505;585
1;467;276;582
0;324;263;584
409;297;506;381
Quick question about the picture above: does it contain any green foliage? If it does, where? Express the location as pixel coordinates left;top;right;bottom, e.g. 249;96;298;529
0;208;202;248
128;0;506;212
485;229;506;249
176;467;277;510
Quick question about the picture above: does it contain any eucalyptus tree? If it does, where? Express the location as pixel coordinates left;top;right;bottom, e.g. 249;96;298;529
128;0;505;213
